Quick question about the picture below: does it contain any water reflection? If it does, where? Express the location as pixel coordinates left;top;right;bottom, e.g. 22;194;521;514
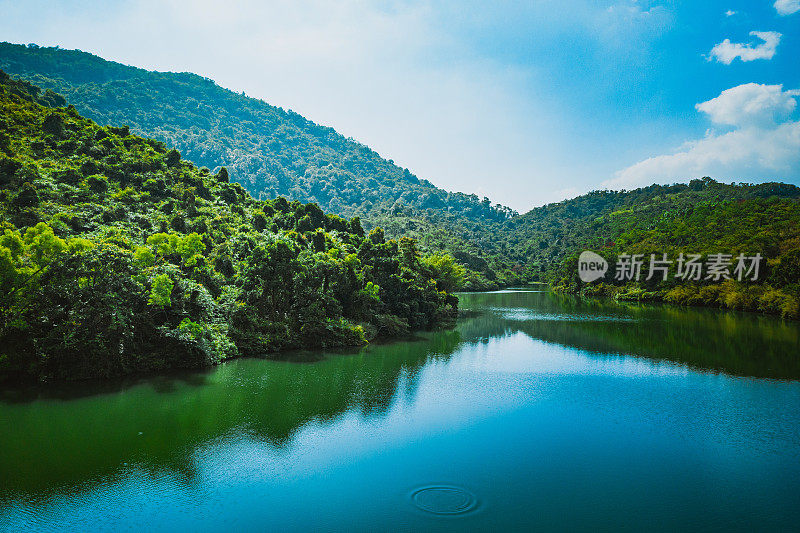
457;290;800;380
1;288;798;526
0;330;462;496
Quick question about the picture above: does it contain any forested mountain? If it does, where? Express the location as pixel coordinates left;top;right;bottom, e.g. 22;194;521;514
0;71;462;382
0;43;514;222
0;42;524;289
499;178;800;280
536;179;800;318
2;43;798;318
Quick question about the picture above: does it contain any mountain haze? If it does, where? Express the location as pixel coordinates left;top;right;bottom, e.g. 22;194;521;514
0;42;514;223
0;42;527;289
3;42;799;308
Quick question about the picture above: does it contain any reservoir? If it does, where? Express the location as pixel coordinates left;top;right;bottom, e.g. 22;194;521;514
2;289;799;531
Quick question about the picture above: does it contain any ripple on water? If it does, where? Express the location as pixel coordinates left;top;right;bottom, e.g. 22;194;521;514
411;485;478;515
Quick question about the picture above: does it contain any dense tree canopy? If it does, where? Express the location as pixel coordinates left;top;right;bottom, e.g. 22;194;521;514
0;42;525;289
541;180;800;318
0;71;459;382
2;41;798;325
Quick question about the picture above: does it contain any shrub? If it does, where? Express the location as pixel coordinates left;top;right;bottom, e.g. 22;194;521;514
148;273;174;308
86;174;109;194
165;149;181;167
179;318;203;340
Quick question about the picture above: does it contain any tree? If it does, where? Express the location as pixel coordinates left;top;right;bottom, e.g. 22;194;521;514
166;149;181;167
423;253;465;293
148;273;174;308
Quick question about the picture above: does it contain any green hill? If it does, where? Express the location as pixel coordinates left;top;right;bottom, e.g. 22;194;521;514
2;42;798;316
0;42;524;289
497;179;800;279
0;43;516;219
0;71;460;382
534;180;800;317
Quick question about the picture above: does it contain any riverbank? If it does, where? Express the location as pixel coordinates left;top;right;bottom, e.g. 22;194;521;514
0;76;460;384
556;280;799;320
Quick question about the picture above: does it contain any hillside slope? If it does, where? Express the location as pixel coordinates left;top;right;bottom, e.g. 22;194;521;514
0;42;525;289
3;42;797;303
498;179;800;281
0;71;459;382
0;42;514;222
537;180;800;317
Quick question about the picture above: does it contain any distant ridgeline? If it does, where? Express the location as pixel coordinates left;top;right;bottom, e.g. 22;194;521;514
0;71;464;382
2;43;798;318
0;42;523;290
534;180;800;318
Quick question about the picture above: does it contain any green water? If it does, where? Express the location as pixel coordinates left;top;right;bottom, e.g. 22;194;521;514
1;289;799;531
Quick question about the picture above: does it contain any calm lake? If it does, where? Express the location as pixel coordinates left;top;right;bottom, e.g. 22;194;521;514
1;289;799;532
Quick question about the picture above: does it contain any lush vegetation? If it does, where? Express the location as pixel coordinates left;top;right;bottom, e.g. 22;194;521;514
1;42;798;317
492;178;797;279
0;42;525;290
0;71;461;382
544;178;800;318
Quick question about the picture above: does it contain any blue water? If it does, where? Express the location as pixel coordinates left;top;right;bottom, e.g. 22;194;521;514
1;290;798;531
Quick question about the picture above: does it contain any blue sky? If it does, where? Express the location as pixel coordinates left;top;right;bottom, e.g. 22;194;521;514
1;0;798;211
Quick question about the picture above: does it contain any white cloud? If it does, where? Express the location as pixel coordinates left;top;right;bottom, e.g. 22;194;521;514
607;84;800;188
597;2;672;48
709;31;781;64
725;10;737;17
774;0;800;16
695;83;799;127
